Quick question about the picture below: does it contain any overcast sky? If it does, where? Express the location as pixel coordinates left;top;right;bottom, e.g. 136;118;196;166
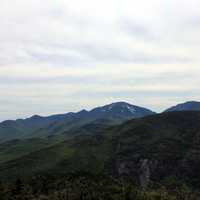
0;0;200;121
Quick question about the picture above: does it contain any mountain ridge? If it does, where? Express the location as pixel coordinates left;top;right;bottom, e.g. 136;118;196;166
164;101;200;112
0;102;155;142
1;100;200;143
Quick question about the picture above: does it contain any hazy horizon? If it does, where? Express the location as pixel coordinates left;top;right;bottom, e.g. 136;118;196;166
1;100;200;122
1;0;200;121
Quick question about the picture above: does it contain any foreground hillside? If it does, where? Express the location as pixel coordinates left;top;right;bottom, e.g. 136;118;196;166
1;173;199;200
1;111;200;190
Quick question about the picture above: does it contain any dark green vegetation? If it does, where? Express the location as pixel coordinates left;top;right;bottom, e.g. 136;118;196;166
0;137;62;164
0;102;155;142
1;112;200;187
1;174;200;200
1;109;200;199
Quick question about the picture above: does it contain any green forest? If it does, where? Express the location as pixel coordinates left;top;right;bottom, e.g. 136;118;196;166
1;173;200;200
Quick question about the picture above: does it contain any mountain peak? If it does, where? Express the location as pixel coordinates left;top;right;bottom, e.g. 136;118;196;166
102;102;136;113
90;101;155;120
165;101;200;112
109;101;132;105
29;115;43;120
77;109;89;115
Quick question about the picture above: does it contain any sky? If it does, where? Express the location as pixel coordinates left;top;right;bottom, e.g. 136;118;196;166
0;0;200;121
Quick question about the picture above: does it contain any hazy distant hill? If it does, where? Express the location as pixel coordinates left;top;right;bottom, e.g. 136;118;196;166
0;102;155;142
1;111;200;188
165;101;200;112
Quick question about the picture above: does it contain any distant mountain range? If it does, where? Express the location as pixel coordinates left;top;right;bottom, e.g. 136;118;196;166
164;101;200;112
0;102;155;142
1;100;200;143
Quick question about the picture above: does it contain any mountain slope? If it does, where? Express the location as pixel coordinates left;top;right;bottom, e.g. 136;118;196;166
1;111;200;188
31;102;155;138
0;112;75;142
0;137;61;164
0;102;155;142
90;102;155;120
165;101;200;112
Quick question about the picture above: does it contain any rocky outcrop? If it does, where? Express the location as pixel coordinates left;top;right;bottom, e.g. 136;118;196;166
116;158;158;188
139;159;151;188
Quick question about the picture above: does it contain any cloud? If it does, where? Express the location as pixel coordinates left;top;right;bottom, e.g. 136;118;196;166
0;0;200;120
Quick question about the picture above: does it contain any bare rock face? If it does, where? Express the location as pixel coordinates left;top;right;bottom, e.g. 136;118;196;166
139;159;151;188
116;158;158;188
139;159;158;187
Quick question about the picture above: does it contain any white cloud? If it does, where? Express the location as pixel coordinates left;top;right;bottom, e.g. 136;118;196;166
0;0;200;120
